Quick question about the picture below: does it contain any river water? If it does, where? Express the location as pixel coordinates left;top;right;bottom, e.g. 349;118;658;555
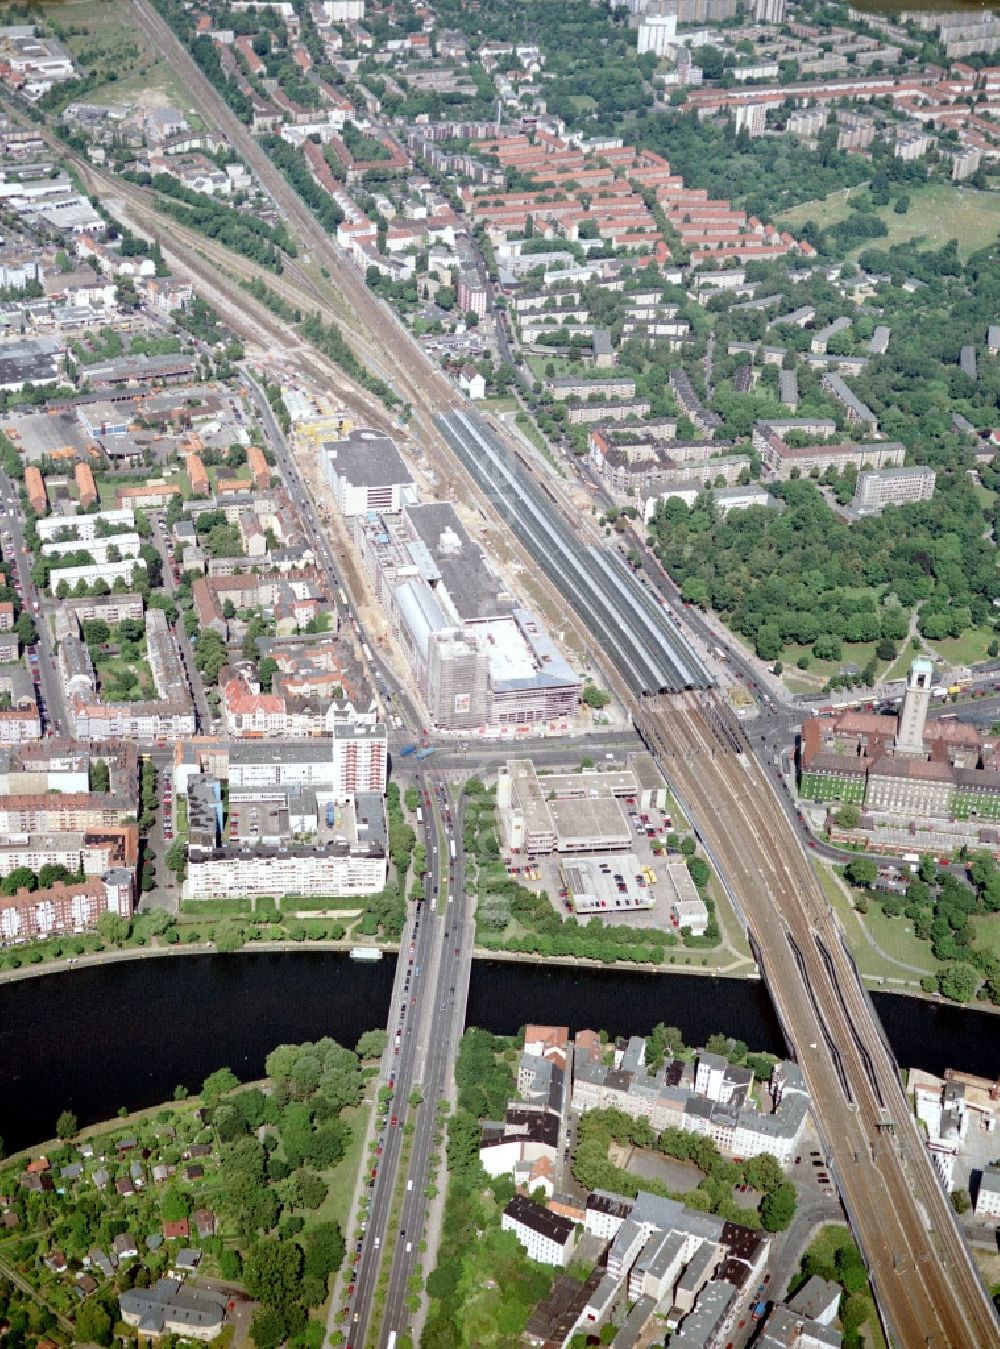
0;954;995;1155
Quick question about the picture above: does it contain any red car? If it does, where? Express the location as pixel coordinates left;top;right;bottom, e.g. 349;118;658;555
391;1115;398;1126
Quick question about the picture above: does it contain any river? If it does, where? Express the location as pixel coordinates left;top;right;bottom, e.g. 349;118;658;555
0;954;996;1155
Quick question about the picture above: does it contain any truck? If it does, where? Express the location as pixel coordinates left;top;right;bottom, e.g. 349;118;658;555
387;1336;396;1349
326;801;335;828
399;744;417;758
449;839;456;861
415;747;436;761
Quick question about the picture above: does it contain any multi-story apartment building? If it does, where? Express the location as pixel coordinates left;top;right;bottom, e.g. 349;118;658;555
185;791;388;899
501;1195;577;1267
0;870;133;944
852;466;936;515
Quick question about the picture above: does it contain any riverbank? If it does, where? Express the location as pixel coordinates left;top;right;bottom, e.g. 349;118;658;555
6;936;999;1019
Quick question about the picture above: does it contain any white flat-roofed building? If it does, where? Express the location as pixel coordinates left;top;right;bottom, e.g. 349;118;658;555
36;508;134;542
185;792;387;899
660;857;709;935
331;711;387;803
48;557;145;595
853;466;935;515
42;532;141;565
975;1167;1000;1218
321;429;415;516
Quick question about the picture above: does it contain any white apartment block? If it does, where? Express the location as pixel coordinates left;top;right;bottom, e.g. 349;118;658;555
49;557;146;595
852;466;935;515
35;508;135;542
42;533;142;565
331;717;388;802
975;1168;1000;1218
186;845;387;899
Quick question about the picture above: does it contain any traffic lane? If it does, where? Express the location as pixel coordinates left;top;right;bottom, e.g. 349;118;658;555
348;813;446;1342
381;795;470;1326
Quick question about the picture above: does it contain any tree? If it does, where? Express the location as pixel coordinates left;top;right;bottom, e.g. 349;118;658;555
258;656;279;692
250;1306;287;1349
835;804;860;829
938;964;977;1003
1;866;36;896
759;1181;796;1231
56;1109;78;1140
582;685;611;710
951;1187;971;1214
202;1066;239;1103
244;1236;304;1310
214;919;248;952
96;910;130;945
15;611;36;646
161;1186;192;1221
90;760;111;794
686;856;711;889
302;1221;345;1280
356;1029;388;1060
165;837;188;879
74;1301;112;1347
743;1154;783;1194
844;858;877;888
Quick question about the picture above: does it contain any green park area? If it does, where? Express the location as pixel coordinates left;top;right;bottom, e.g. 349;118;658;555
787;1225;886;1349
778;182;1000;260
824;850;1000;1004
0;1039;383;1349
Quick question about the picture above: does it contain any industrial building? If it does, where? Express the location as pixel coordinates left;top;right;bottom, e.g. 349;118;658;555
497;755;668;855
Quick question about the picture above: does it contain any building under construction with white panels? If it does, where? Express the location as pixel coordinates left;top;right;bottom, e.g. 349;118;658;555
355;498;580;732
435;410;710;696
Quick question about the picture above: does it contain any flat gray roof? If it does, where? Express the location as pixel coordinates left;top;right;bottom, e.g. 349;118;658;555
323;429;413;488
406;501;512;623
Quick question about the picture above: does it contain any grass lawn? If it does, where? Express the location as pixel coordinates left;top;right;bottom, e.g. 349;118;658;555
885;644;921;682
42;0;201;112
812;861;934;985
926;628;998;669
313;1099;371;1233
478;395;519;414
95;654;156;700
779;640;879;682
525;354;592;381
862;901;940;977
971;913;1000;959
778;182;1000;260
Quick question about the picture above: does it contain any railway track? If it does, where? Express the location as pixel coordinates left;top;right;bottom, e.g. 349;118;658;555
639;691;999;1349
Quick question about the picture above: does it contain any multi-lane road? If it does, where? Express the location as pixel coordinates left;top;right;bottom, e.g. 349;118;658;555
336;776;473;1349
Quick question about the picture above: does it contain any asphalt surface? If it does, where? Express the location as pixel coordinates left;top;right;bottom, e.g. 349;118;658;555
336;776;473;1349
